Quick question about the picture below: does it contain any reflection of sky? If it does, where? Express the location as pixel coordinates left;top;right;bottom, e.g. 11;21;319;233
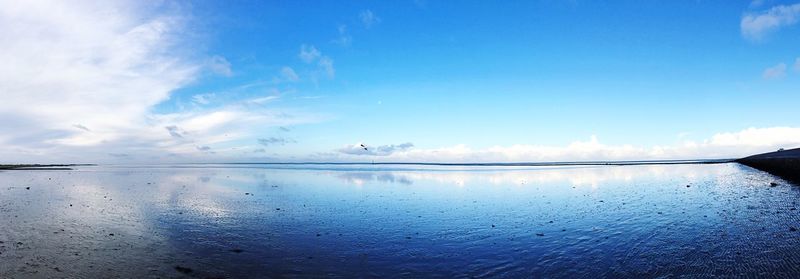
323;164;738;188
2;163;800;278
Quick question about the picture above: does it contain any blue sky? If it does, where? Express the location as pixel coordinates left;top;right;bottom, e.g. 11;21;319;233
1;0;799;163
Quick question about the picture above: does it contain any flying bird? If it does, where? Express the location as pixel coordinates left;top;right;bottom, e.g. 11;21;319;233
360;143;368;151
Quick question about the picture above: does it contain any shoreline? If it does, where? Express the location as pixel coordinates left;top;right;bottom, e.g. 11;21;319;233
736;148;800;182
0;164;92;170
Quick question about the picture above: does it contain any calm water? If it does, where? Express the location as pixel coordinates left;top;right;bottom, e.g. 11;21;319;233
1;163;799;278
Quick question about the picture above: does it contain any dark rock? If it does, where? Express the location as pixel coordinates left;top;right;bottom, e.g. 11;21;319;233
174;266;193;274
770;182;779;187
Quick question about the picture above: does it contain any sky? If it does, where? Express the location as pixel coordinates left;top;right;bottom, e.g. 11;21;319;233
1;0;799;164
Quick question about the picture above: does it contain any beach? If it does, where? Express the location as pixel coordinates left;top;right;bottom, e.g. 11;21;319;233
2;163;799;277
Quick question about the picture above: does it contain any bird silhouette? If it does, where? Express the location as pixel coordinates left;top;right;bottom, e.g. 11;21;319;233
360;143;368;151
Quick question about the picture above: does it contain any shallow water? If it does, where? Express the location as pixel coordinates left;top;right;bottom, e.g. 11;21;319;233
1;163;799;278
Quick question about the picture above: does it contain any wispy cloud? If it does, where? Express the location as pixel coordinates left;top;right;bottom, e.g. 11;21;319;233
741;3;800;41
339;142;414;156
258;137;296;146
359;10;381;28
165;125;187;139
750;0;768;8
299;44;321;63
279;66;300;82
191;93;215;105
208;55;233;76
327;127;800;162
795;57;800;72
333;24;352;47
73;124;91;132
762;62;787;79
298;44;335;79
317;57;335;78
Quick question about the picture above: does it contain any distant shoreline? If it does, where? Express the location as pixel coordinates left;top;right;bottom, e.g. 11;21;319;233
219;159;736;167
0;164;94;170
736;148;800;182
1;160;738;169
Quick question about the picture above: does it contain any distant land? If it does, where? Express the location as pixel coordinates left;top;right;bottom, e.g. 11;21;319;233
227;159;735;167
0;164;92;170
737;148;800;182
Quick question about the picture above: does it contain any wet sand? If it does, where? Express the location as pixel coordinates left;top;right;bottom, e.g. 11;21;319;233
1;164;799;277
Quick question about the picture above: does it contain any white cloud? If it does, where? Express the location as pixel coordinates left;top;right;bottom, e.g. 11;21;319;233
0;1;322;163
0;1;199;161
741;3;800;41
207;55;233;76
359;10;380;28
762;62;787;79
328;127;800;162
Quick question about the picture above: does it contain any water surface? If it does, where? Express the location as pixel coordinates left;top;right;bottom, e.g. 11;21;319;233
1;163;799;278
